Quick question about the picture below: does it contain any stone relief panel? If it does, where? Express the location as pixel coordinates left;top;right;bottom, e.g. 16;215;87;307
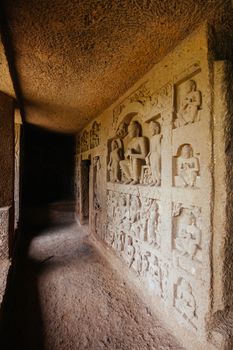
105;190;163;284
107;117;162;187
172;203;202;276
174;278;198;329
80;130;89;152
105;190;171;301
173;144;200;188
106;191;161;249
90;121;101;149
173;71;202;129
0;208;9;260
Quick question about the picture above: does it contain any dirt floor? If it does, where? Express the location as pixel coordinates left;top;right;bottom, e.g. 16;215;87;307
0;220;183;350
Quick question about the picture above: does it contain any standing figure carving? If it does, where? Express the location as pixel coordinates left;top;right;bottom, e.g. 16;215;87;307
125;236;135;268
175;279;196;322
177;144;199;188
108;139;122;183
175;80;201;127
145;121;162;186
90;121;101;149
120;121;148;185
147;200;160;246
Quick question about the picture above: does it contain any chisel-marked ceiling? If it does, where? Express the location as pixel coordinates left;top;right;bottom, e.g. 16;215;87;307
0;0;231;133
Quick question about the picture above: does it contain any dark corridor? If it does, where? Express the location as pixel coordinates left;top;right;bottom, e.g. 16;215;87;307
22;125;75;206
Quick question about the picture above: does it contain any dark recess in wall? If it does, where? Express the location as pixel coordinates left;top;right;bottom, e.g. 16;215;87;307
22;125;75;206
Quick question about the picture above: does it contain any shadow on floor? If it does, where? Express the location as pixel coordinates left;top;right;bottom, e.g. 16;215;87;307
0;231;45;350
0;202;76;350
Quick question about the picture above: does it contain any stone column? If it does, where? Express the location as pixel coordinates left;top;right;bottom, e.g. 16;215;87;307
14;109;22;233
210;61;233;348
0;92;14;306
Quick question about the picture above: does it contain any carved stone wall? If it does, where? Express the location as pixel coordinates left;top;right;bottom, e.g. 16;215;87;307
75;25;232;349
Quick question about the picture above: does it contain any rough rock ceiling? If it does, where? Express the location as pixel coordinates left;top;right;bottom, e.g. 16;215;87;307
0;35;15;99
0;0;231;133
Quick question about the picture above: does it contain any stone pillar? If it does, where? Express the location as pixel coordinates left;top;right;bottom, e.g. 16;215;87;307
0;92;14;306
210;61;233;348
14;109;22;233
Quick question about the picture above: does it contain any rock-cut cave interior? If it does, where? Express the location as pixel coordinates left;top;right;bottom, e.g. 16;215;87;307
0;1;233;349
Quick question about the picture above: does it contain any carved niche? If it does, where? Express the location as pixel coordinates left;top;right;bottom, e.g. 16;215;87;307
108;117;163;187
109;79;172;187
174;278;197;328
90;121;101;149
173;77;202;129
173;144;200;188
80;130;89;152
172;203;202;276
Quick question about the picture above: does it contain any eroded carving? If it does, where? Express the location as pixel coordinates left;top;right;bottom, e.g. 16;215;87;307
105;190;161;254
147;200;161;247
125;235;135;268
90;121;101;149
151;82;173;114
174;79;201;128
113;82;151;128
173;204;202;275
80;130;89;152
174;278;197;327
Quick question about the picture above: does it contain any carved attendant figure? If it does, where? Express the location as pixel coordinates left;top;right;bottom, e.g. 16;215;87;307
145;121;162;186
177;144;199;187
125;236;135;268
175;279;196;321
147;200;159;245
108;139;122;183
175;80;201;127
120;121;148;185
